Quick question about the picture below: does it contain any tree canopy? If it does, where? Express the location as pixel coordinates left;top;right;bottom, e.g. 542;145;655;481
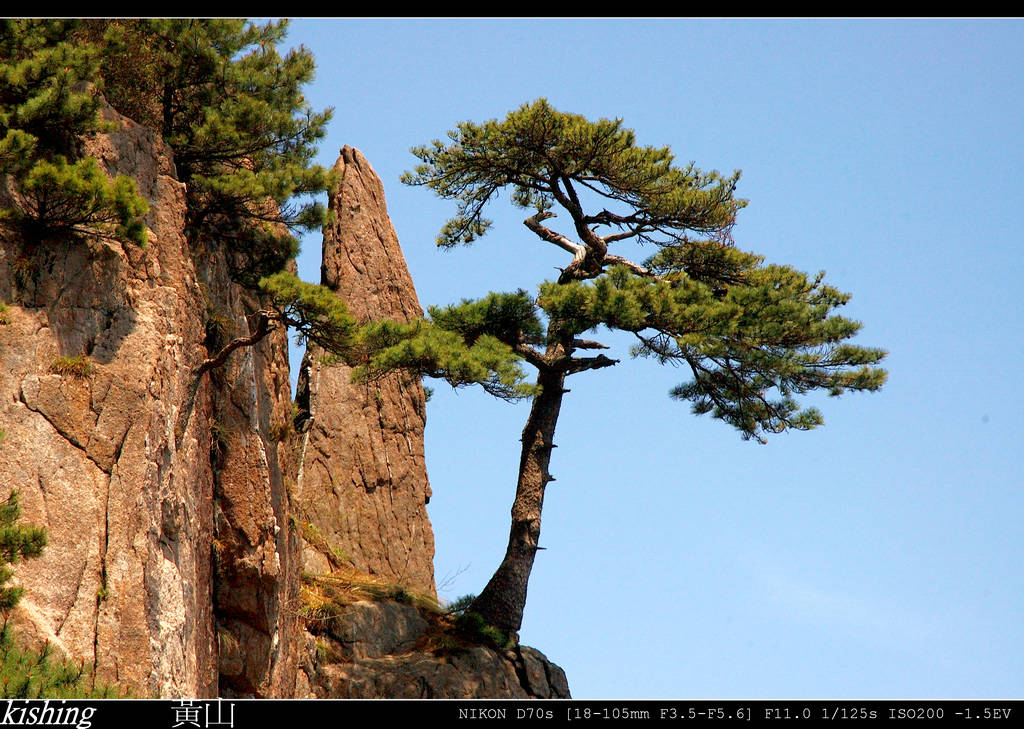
93;19;334;279
1;19;353;368
0;20;149;246
385;99;887;634
1;20;334;277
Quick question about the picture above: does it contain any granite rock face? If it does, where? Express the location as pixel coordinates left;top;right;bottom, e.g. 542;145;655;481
0;103;299;697
0;104;217;696
198;252;301;699
294;146;435;597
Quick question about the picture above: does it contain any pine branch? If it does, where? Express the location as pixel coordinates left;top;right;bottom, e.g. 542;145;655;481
602;253;651;277
571;338;610;350
197;310;275;375
565;354;619;375
523;211;584;257
514;342;551;371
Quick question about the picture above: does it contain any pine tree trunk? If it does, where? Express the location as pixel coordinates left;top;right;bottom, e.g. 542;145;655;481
471;366;567;636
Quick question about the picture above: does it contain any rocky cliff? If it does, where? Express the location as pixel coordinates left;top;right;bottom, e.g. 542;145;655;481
0;102;299;697
293;146;435;596
0;105;568;699
297;598;569;699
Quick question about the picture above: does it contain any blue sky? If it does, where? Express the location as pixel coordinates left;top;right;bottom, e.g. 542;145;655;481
279;19;1024;698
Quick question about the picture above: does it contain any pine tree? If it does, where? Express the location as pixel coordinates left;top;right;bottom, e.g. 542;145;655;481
0;20;148;246
0;491;46;615
92;19;334;281
2;20;353;376
3;19;335;277
90;20;346;356
380;99;888;635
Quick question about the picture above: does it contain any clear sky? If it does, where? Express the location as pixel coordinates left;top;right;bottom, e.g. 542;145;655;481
279;18;1024;698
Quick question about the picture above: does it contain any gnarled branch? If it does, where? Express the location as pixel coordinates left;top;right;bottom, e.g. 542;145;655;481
572;338;610;350
514;342;551;371
197;309;277;375
523;211;585;257
602;253;652;277
564;353;619;375
175;309;279;449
